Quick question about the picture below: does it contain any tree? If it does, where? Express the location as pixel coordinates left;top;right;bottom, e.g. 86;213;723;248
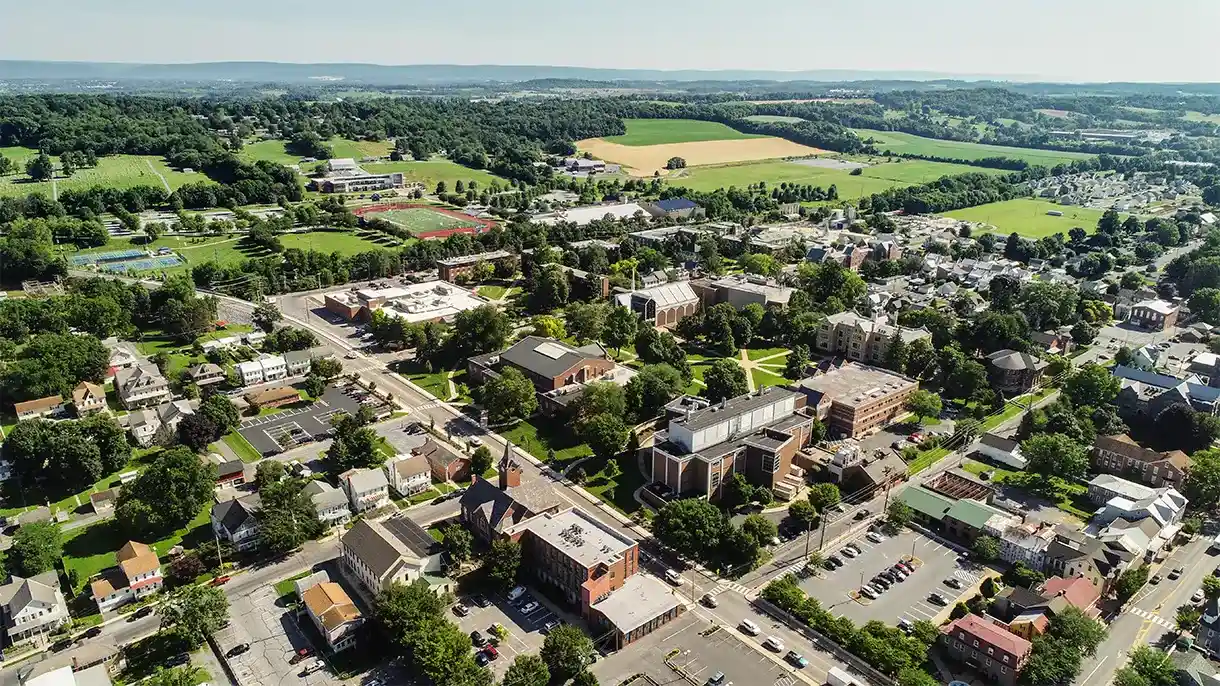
949;602;969;620
1124;646;1176;686
117;447;215;539
251;301;282;333
451;305;512;358
1063;364;1120;407
1203;575;1220;601
258;479;323;554
485;538;521;590
413;616;491;686
541;625;594;682
807;483;841;513
1115;564;1150;603
721;472;755;511
784;345;810;381
581;413;628;461
625;364;684;419
254;460;285;490
1185;448;1220;511
375;579;447;651
702;359;748;403
981;577;999;598
8;522;62;576
739;253;780;277
530;315;567;340
1176;605;1202;632
885;500;913;530
665;156;686;170
897;667;941;686
944;359;988;400
501;654;550;686
1046;607;1105;657
1003;561;1046;589
602;306;638;353
653;498;729;563
740;514;778;547
441;524;473;565
571;382;626;430
26;153;54;181
159;584;229;648
176;413;219;452
972;535;999;563
481;367;538;424
905;390;942;425
199;394;240;434
310;356;343;380
788;499;817;529
1115;346;1134;366
1070;320;1097;346
1022;433;1089;481
572;670;600;686
530;266;570;313
470;445;493;476
144;667;209;686
566;302;606;344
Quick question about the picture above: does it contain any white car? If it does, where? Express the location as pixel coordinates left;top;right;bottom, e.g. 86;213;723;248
867;532;886;544
665;569;684;586
520;601;540;615
763;637;785;652
859;586;877;600
840;547;858;558
739;619;760;636
507;586;527;602
1194;589;1207;603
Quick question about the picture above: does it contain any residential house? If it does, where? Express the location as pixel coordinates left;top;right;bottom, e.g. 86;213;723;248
72;382;107;416
284;348;321;377
340;468;390;514
301;580;363;652
114;364;171;410
1130;344;1163;371
186;363;226;387
421;439;470;483
939;613;1032;686
1092;434;1189;488
0;571;68;647
340;516;445;596
235;355;288;386
14;396;65;421
90;542;163;613
985;350;1048;395
977;433;1028;469
211;494;261;552
1030;330;1073;356
1128;299;1179;331
614;282;700;328
1092;486;1186;529
303;481;352;528
384;454;431;497
1172;648;1219;686
127;400;197;448
106;340;141;373
813;311;931;365
460;448;565;542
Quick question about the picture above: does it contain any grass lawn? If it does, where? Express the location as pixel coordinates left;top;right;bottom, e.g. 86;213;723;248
240;138;392;166
366;207;477;235
477;285;507;299
278;230;390;255
669;159;902;196
363;158;508;189
853;129;1094;166
750;368;791;390
860;159;1007;184
960;459;1090;521
197;323;254;342
1184;111;1220;124
745;347;789;361
908;447;952;475
62;503;211;592
0;154;204;198
943;198;1112;239
582;457;646;515
500;418;592;465
274;571;312;599
605;119;767;146
402;362;455;401
981;388;1055;431
221;432;263;463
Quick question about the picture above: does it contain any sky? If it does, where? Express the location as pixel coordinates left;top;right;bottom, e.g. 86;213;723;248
2;0;1217;83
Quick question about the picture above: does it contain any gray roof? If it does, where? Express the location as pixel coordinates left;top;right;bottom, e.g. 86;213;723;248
114;364;166;393
283;348;318;364
341;517;440;579
497;336;607;380
675;387;801;432
591;573;681;635
343;468;388;494
187;362;223;377
212;494;260;533
986;349;1048;372
0;571;59;616
217;459;245;479
303;481;350;510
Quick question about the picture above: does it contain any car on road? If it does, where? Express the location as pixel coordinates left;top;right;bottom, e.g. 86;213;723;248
867;531;886;544
701;593;719;608
226;643;250;658
520;601;539;615
1170;567;1184;580
665;569;684;586
840;547;858;558
1194;589;1207;603
132;605;154;620
739;619;760;636
929;593;948;606
854;509;870;520
211;575;231;586
785;650;809;668
453;603;470;616
82;627;102;639
944;578;963;590
471;631;487;647
762;636;785;652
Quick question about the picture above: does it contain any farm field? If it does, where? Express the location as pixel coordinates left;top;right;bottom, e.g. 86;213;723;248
364;207;478;235
362;158;508;189
666;158;1000;196
580;138;826;177
603;119;766;146
744;115;806;124
0;154;202;198
1184;111;1220;124
853;129;1094;166
942;198;1109;238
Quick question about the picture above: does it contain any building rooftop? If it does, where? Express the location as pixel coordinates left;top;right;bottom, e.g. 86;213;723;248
1134;299;1178;315
302;581;361;631
327;281;489;323
796;363;917;410
591;573;682;634
672;387;800;433
436;250;513;267
899;486;954;522
538;202;648;226
946;499;1008;530
508;508;636;569
494;336;609;381
942;613;1032;657
986;349;1049;372
1088;473;1156;501
627;281;698;308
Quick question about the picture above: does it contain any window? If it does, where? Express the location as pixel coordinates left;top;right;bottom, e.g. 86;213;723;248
1001;666;1008;674
972;640;979;648
1003;655;1009;664
987;647;994;656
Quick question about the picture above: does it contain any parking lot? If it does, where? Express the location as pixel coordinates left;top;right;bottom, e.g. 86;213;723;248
238;384;383;456
800;528;979;625
448;587;573;678
592;613;804;686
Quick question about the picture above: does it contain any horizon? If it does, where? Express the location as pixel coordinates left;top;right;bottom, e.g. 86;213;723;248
1;0;1215;83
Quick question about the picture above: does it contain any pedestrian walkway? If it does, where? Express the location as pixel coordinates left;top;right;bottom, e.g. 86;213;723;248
1127;607;1175;629
707;580;755;598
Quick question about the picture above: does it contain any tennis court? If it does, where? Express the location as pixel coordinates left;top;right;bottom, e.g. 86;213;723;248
99;255;184;272
68;248;146;266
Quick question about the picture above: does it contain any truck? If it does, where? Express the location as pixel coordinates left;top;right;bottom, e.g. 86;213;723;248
826;667;859;686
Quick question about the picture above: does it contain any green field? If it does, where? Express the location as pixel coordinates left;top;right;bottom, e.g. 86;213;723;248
604;119;767;146
279;230;391;253
0;153;203;198
368;208;477;235
943;198;1109;238
1184;111;1220;124
853;129;1094;166
362;158;508;189
744;115;806;124
240;137;393;166
667;158;1000;197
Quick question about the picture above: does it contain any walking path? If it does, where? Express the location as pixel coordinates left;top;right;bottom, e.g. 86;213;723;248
145;158;171;192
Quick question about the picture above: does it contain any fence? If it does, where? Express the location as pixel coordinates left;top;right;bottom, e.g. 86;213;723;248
752;598;898;686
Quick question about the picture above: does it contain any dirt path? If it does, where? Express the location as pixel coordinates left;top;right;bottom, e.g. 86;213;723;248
145;158;171;193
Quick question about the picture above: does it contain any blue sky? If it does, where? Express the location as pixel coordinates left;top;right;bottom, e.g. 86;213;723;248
1;0;1215;82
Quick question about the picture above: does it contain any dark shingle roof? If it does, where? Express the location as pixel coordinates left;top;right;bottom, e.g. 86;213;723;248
653;198;697;213
212;494;260;533
498;336;606;381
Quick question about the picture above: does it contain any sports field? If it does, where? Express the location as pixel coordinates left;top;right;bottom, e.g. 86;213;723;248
0;153;201;198
362;158;508;189
240;137;393;166
853;130;1094;166
744;115;806;124
666;158;1003;196
367;207;478;235
603;119;766;146
942;198;1109;238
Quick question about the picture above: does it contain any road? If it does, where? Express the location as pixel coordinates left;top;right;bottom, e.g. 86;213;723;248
1077;535;1219;686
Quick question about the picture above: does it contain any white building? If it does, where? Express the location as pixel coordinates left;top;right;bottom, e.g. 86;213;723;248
303;481;352;528
341;468;390;513
977;433;1028;470
211;494;261;551
340;517;444;596
0;571;67;647
385;454;431;497
113;364;171;410
236;355;288;386
89;542;163;613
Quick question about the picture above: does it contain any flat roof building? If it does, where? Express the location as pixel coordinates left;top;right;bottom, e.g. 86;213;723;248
795;362;919;438
324;281;490;324
436;250;514;283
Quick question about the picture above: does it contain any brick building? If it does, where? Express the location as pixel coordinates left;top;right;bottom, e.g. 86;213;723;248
467;337;622;415
940;613;1032;686
615;282;700;328
436;250;514;283
794;362;919;438
985;350;1049;395
1128;299;1179;331
1092;433;1189;488
814;311;931;364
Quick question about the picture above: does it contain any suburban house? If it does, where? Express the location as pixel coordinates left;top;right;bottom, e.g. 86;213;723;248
114;364;171;410
939;613;1032;686
985;350;1048;395
340;468;390;514
614;281;700;328
1092;434;1189;488
813;311;931;365
301;577;363;653
467;336;622;416
284;348;324;377
186;363;226;387
235;355;288;386
793;362;918;439
90;541;163;613
211;494;262;552
460;448;565;542
303;481;352;528
0;571;68;647
106;340;141;373
127;399;197;448
650;389;815;501
977;433;1028;469
72;382;107;416
421;439;470;483
1030;330;1073;356
14;395;65;421
1196;598;1220;662
384;454;431;497
340;516;446;596
1128;299;1179;331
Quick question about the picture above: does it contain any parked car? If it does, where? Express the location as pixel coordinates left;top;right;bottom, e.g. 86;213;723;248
665;569;684;586
828;555;844;568
226;643;250;658
840;547;858;558
1169;567;1184;580
82;627;102;639
471;594;490;608
944;577;963;590
453;603;470;617
507;586;527;602
859;586;878;600
471;631;487;647
929;593;948;606
474;652;490;667
132;606;154;620
898;618;914;634
542;620;560;634
739;619;760;636
763;636;785;652
1151;574;1163;585
706;672;726;686
1194;589;1207;603
483;645;498;660
867;532;886;544
520;601;540;614
854;509;870;520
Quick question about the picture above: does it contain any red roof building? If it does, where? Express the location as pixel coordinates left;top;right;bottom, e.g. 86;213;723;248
940;613;1032;686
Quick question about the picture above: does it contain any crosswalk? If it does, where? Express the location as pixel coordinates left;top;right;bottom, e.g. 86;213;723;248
707;580;755;597
1127;607;1175;629
413;401;443;411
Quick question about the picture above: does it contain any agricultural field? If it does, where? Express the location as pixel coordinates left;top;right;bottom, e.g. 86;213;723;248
365;207;478;235
580;137;826;177
666;157;1002;197
1184;111;1220;124
853;129;1094;166
0;153;202;198
362;158;508;189
744;115;806;124
942;198;1109;238
603;119;766;146
239;137;393;166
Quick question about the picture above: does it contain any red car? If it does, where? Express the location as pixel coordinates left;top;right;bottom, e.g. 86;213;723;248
211;575;232;586
483;645;498;660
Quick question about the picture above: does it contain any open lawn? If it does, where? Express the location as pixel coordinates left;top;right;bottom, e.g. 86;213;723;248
363;158;508;189
861;159;1007;183
366;207;477;235
853;129;1094;166
500;418;591;465
278;230;389;254
221;432;263;463
402;362;456;401
1184;111;1220;124
666;158;999;196
0;146;38;164
0;154;204;198
62;502;211;592
581;457;646;515
750;368;790;389
604;119;767;146
240;137;393;167
942;198;1110;238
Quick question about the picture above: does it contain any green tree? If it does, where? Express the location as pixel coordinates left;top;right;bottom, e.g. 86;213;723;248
199;394;240;434
653;498;729;563
972;535;999;563
784;344;810;380
625;364;684;419
602;306;638;353
885;500;913;529
252;301;282;333
566;302;607;344
572;670;600;686
740;514;778;547
450;305;512;358
1124;645;1176;686
413;616;491;686
310;356;343;380
701;359;748;403
1115;564;1150;603
905;390;942;425
441;524;473;565
580;413;628;461
144;667;209;686
159;584;229;648
1176;605;1202;631
981;577;999;598
253;460;285;490
485;538;521;590
481;367;538;424
721;472;755;511
788;499;817;529
1022;433;1089;481
807;483;841;512
1003;561;1046;589
738;253;780;277
26;153;54;181
896;667;941;686
1203;575;1220;601
530;315;567;340
116;447;216;539
1185;448;1220;512
1063;364;1121;407
470;445;494;476
258;478;323;554
501;654;550;686
541;625;595;682
8;522;62;576
375;579;449;651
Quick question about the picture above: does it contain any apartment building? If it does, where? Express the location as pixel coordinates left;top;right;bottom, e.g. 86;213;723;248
114;364;171;409
303;481;353;529
650;388;814;501
436;250;514;282
235;355;288;386
301;579;363;652
940;613;1032;686
384;454;431;497
814;311;931;364
794;362;918;438
1128;299;1179;331
211;494;262;552
1092;434;1189;488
